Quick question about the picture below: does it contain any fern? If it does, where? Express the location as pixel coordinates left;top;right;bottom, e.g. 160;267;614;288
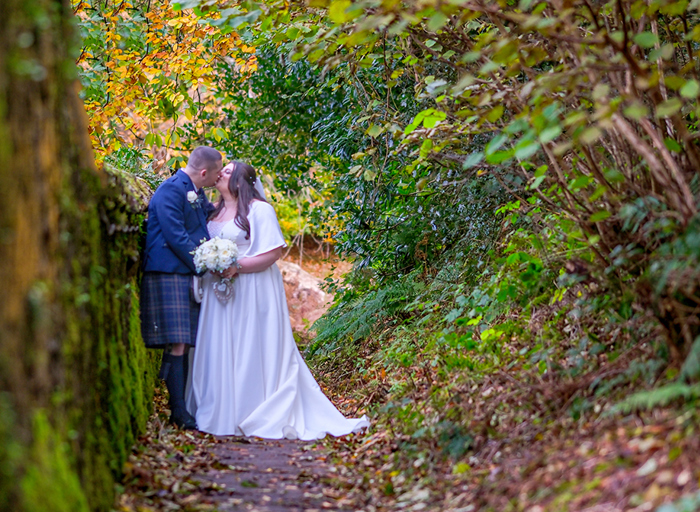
680;335;700;382
610;382;700;415
309;276;419;355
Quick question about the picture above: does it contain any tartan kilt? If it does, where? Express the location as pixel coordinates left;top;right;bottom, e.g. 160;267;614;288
140;272;200;348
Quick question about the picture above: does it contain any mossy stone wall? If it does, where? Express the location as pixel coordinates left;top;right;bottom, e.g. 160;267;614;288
0;0;159;510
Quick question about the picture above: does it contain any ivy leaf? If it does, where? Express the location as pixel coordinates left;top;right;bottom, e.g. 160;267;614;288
404;109;446;134
462;152;484;169
486;105;504;123
590;185;607;201
529;175;546;190
514;139;540;160
328;0;352;24
539;125;562;143
570;176;591;190
426;11;448;32
633;32;658;48
485;150;512;164
450;74;475;95
664;138;682;153
592;83;610;100
580;127;602;144
366;124;383;137
649;43;675;61
589;210;611;222
623;102;649;120
227;10;262;28
419;138;434;158
680;80;700;98
656;98;682;118
426;79;448;96
172;0;201;11
485;132;508;155
422;109;446;129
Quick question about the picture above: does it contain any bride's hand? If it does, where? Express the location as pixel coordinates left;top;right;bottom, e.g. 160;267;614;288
220;265;239;279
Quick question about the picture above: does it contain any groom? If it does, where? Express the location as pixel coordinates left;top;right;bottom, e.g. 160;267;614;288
140;146;222;429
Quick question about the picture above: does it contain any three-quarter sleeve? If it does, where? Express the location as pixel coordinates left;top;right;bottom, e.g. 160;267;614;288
245;201;288;258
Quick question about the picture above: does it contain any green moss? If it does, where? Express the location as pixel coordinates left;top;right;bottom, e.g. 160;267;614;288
1;0;160;506
20;411;88;512
0;395;21;510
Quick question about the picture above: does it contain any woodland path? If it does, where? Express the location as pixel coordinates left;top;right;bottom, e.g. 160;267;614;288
115;410;364;512
193;436;352;511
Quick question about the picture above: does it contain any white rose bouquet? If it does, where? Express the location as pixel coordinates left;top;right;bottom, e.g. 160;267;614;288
192;237;239;303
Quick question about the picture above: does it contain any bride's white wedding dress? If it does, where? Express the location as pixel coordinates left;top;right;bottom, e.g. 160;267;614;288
186;201;369;439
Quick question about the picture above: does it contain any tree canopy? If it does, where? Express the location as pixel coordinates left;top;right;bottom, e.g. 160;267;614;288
74;0;700;366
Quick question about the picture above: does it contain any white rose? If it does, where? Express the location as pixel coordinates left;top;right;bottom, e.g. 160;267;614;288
187;191;198;203
205;253;219;270
223;241;238;256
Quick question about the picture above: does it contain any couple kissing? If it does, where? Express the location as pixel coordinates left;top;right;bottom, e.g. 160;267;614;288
140;146;369;439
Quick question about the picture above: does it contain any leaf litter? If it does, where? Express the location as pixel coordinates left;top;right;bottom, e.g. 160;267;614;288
116;369;699;512
114;389;365;512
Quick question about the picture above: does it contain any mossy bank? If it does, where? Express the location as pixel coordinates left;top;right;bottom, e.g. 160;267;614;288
0;162;158;512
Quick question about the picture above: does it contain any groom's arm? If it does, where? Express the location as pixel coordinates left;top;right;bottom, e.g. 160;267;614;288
152;186;198;273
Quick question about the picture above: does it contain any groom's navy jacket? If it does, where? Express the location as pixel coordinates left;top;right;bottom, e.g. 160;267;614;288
143;170;213;274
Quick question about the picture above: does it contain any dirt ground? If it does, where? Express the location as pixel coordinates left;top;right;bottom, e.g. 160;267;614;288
194;437;361;511
278;238;352;334
279;238;351;285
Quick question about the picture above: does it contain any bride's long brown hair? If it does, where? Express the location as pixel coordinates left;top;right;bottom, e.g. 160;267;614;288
208;161;266;239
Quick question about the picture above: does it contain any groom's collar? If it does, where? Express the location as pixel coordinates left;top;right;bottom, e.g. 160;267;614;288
176;169;199;192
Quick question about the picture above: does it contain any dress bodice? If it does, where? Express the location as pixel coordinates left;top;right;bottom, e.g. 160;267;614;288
207;219;227;239
207;218;251;253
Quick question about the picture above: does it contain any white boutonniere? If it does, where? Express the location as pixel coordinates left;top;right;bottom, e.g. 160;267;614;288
187;190;203;209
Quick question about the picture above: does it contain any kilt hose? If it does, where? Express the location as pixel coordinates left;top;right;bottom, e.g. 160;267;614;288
141;272;200;348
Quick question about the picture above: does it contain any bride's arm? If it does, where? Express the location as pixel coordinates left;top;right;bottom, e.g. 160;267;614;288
238;247;283;273
220;246;283;278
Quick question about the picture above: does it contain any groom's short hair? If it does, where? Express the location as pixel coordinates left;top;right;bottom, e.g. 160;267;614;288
187;146;222;172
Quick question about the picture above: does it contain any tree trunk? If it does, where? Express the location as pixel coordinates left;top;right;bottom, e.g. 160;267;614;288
0;1;156;510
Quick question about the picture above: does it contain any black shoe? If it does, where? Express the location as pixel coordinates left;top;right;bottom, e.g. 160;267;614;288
163;354;198;430
170;408;198;430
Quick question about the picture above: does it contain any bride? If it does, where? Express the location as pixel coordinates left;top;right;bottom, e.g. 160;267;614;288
186;161;369;439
